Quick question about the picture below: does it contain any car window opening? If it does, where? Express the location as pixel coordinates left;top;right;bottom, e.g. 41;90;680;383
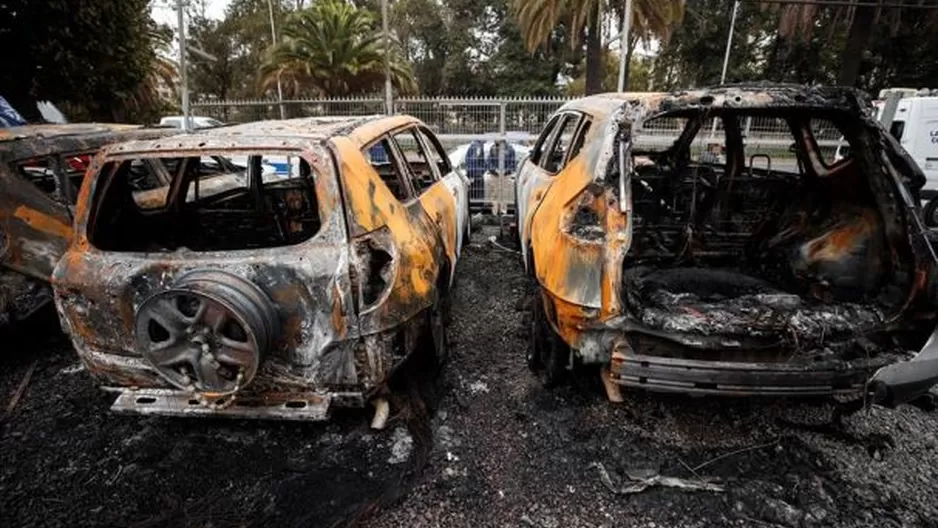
614;108;911;360
88;152;321;252
365;139;411;200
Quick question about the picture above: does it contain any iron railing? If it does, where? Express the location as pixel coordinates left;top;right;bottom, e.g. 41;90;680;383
191;96;829;213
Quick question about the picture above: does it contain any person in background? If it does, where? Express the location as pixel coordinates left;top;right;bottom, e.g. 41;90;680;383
698;142;723;165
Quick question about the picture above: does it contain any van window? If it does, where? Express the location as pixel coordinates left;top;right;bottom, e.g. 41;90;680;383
890;120;905;141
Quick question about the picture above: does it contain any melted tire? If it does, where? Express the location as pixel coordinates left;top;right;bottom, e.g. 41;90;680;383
528;286;568;388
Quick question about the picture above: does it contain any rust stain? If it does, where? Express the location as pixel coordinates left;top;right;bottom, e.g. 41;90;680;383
12;205;72;239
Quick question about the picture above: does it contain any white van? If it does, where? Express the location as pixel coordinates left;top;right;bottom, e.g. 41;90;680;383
836;97;938;199
159;115;225;130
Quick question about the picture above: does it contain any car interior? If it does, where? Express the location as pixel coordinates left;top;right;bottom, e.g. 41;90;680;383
611;108;916;359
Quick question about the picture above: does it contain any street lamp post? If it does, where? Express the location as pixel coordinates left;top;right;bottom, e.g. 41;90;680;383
617;0;633;92
177;0;190;132
267;0;286;119
720;1;741;85
382;0;392;115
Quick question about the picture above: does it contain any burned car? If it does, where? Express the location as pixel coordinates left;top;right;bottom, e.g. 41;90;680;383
516;84;938;407
0;124;171;326
52;116;469;425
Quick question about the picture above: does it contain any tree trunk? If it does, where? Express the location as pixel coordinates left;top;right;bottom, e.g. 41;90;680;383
584;1;603;95
838;5;876;86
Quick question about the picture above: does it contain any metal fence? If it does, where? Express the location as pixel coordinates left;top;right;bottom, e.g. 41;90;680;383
191;97;826;213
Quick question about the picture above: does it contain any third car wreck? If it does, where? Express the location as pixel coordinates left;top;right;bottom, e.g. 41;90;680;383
0;124;171;327
516;84;938;407
52;116;469;424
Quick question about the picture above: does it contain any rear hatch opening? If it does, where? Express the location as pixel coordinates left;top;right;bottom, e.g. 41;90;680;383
617;108;919;365
89;152;321;252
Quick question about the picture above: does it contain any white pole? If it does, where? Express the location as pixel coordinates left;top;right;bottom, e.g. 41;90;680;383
177;0;190;132
710;0;740;140
617;0;633;92
720;1;741;85
267;0;286;119
382;0;392;115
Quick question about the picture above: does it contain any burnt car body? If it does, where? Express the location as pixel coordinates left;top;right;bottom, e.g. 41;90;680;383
52;116;469;423
0;124;171;326
516;85;938;406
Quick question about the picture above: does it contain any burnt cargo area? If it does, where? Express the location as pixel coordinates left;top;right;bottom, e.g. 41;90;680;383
619;106;924;364
89;153;322;252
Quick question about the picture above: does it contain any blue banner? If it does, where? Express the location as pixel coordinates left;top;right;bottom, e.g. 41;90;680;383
0;96;27;127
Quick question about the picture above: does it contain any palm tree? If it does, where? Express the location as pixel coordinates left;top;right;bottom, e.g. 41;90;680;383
513;0;685;95
259;0;417;98
120;26;178;122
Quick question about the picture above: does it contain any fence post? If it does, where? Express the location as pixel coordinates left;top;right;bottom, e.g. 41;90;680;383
498;101;507;215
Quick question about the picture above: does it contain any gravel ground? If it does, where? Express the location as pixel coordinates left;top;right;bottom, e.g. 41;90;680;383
3;225;938;527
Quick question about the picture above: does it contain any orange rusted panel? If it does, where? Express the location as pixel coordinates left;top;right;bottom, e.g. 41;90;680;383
12;205;72;239
332;136;438;330
418;180;458;275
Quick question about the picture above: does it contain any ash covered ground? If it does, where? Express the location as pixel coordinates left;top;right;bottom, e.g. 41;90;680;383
3;226;938;528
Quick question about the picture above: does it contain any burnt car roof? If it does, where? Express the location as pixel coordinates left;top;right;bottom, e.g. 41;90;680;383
0;124;174;162
0;123;142;142
101;115;422;156
560;84;872;118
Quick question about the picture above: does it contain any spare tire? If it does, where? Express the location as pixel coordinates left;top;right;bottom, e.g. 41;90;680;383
134;269;278;395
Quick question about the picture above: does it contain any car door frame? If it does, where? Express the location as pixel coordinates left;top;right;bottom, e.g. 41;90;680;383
516;111;585;270
385;124;460;284
415;125;469;260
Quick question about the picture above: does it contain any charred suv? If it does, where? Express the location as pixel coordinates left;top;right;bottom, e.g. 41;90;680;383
516;85;938;406
53;117;469;423
1;124;170;327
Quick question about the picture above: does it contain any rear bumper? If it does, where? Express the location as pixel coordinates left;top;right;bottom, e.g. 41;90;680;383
108;387;352;421
607;326;938;402
73;344;369;420
610;353;886;397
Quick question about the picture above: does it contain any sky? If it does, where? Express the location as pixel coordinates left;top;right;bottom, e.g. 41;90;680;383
150;0;231;28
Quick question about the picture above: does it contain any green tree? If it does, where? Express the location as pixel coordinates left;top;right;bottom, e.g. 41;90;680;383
225;0;291;99
187;16;240;103
0;0;166;122
392;0;450;95
487;0;577;96
513;0;685;95
260;0;416;97
653;0;778;89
